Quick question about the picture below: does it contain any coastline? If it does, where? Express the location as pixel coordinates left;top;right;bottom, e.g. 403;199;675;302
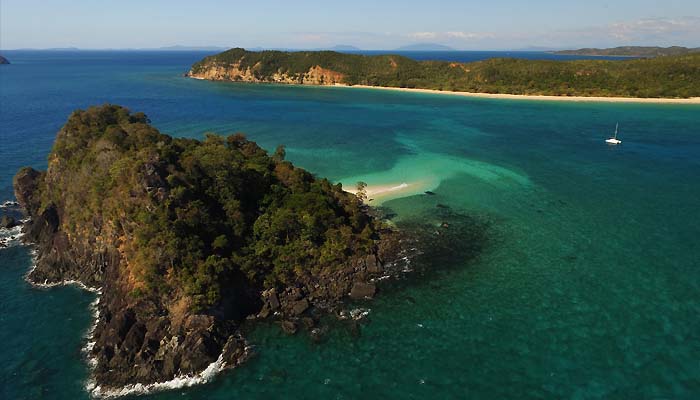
188;76;700;104
344;180;437;205
340;84;700;104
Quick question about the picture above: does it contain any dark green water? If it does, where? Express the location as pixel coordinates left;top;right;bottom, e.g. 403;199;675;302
1;51;699;399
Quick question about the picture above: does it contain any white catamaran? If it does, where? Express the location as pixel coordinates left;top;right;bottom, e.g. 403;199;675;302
606;123;622;145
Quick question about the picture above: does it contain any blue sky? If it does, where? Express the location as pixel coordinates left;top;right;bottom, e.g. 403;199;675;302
2;0;699;49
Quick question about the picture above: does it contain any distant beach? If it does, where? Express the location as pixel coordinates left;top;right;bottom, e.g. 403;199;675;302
345;181;433;204
340;84;700;104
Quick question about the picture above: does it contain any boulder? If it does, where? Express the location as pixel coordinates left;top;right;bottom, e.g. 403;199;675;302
365;254;383;274
350;282;376;299
121;322;146;353
257;304;271;318
109;309;137;342
301;317;316;330
0;215;17;229
266;289;280;310
280;320;298;335
292;299;309;315
310;326;328;343
13;167;43;216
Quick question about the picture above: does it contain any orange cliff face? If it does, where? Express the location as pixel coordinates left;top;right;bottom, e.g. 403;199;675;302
187;63;346;85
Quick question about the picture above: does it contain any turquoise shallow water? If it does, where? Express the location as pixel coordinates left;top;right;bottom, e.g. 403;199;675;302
1;51;700;399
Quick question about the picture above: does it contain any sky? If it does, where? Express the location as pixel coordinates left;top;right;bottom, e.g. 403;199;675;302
1;0;699;50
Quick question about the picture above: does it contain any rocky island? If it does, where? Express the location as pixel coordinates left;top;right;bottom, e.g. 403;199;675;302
188;48;700;98
0;55;9;64
14;105;407;396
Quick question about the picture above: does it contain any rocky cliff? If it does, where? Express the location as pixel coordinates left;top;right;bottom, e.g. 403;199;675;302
188;59;345;85
14;105;402;395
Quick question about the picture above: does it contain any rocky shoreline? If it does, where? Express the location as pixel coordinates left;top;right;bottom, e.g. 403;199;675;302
13;160;410;397
17;209;407;397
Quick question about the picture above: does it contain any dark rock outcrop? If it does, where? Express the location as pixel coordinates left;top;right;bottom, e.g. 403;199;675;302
350;282;377;299
0;215;17;229
13;167;43;217
0;55;9;65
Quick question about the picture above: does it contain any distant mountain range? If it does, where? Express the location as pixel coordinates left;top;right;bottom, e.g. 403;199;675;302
394;43;455;51
328;45;361;51
555;46;700;57
154;45;229;51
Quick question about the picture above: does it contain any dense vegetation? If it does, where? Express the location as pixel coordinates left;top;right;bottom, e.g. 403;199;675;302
555;46;700;57
38;105;378;310
191;48;700;98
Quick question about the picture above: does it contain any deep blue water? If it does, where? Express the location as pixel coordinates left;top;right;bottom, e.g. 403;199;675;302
1;51;699;399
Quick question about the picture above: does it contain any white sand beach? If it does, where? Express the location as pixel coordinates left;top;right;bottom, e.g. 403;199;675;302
345;182;425;202
341;84;700;105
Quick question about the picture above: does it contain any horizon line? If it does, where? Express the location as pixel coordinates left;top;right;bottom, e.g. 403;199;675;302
3;44;698;52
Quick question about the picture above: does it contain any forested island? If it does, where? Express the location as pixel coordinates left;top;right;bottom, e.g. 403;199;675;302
188;48;700;98
555;46;700;57
14;105;410;394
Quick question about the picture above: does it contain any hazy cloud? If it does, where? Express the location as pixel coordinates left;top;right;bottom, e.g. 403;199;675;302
407;31;495;41
537;16;700;48
407;32;438;40
607;17;700;42
239;17;700;50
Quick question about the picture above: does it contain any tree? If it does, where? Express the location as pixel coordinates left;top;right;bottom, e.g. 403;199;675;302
355;181;368;203
273;144;286;161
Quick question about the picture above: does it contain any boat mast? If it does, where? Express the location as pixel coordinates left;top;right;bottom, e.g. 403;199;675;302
615;123;619;139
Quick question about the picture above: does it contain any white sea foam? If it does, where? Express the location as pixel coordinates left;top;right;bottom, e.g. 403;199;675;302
0;224;24;248
88;350;233;398
0;200;20;208
79;284;239;398
31;278;102;293
70;276;235;398
24;247;102;293
351;308;371;320
26;264;102;292
82;295;102;373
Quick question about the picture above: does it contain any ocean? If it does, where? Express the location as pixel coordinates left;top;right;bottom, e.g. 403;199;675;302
1;50;699;399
